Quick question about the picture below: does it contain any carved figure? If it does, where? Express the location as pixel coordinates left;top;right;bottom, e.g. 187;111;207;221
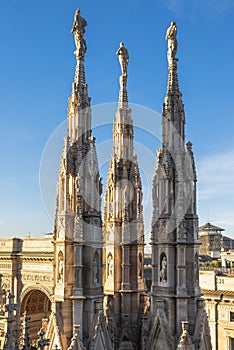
107;254;113;277
71;8;87;36
166;21;178;62
139;253;143;278
160;254;167;282
93;254;99;284
57;254;64;284
116;42;129;76
71;8;87;58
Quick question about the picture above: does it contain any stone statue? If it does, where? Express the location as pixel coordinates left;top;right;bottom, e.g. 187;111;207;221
71;8;87;58
166;21;178;62
93;255;99;284
116;42;129;76
107;254;113;277
58;254;64;284
159;254;167;282
71;8;87;36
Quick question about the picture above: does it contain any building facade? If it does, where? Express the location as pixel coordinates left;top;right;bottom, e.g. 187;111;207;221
199;222;234;258
200;270;234;350
0;10;212;350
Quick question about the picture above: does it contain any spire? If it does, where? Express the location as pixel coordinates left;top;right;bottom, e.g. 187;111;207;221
103;43;145;347
114;42;133;160
21;312;31;350
3;293;17;350
149;20;211;349
163;22;185;149
68;9;91;144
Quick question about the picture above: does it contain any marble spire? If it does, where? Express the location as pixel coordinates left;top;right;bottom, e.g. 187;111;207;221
103;43;145;349
68;8;91;144
163;21;185;150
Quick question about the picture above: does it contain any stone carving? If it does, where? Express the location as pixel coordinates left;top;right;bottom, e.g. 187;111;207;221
139;253;143;278
37;328;49;350
21;274;53;282
93;253;99;284
166;21;178;63
4;293;18;349
57;252;64;284
107;254;113;277
159;253;167;282
71;8;87;59
116;42;129;77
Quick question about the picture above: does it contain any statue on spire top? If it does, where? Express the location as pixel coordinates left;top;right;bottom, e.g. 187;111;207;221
71;8;87;59
166;21;178;63
116;42;129;77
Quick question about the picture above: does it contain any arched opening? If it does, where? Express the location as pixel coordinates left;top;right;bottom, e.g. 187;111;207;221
20;289;51;346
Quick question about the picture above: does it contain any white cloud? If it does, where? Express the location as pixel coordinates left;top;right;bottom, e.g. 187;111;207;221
161;0;234;18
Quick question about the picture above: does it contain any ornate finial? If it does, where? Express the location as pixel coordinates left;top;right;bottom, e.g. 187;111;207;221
3;293;18;350
22;311;31;350
166;21;178;65
71;8;88;60
116;42;129;77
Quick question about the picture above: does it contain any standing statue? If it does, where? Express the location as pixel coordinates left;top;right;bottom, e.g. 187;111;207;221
71;8;87;58
166;21;178;62
159;254;167;282
116;42;129;76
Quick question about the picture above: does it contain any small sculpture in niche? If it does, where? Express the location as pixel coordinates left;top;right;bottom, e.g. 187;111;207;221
57;252;64;284
159;253;167;282
93;252;99;284
194;252;199;282
107;253;113;277
139;253;143;278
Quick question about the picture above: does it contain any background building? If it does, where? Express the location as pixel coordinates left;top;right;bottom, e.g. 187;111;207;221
199;222;234;258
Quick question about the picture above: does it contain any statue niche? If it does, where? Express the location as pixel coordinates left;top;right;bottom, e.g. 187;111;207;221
159;253;167;283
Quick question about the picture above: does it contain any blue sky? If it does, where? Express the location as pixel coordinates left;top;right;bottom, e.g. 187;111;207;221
0;0;234;240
